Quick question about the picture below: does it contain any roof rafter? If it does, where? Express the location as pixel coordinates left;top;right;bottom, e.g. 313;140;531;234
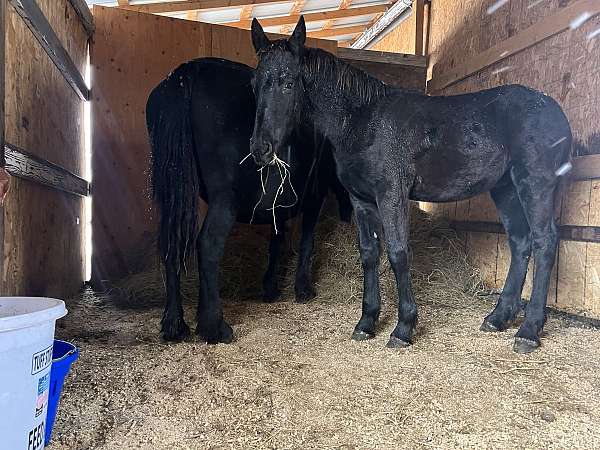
307;24;365;39
232;3;389;29
119;0;292;14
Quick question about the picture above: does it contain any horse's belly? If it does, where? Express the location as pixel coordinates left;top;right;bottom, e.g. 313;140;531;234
411;148;509;202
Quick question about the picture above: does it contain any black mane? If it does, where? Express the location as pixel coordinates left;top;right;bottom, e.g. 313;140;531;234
302;47;390;104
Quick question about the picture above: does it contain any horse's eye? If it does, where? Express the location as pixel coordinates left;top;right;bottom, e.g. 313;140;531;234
284;81;294;90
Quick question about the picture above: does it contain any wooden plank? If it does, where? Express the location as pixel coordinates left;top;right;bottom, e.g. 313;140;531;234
0;0;5;294
451;221;600;244
308;24;365;39
338;47;427;68
557;241;587;312
584;242;600;317
351;0;412;49
428;0;600;92
66;0;94;37
121;0;292;14
8;0;89;101
342;59;426;91
231;4;389;29
4;143;89;197
414;0;424;56
571;154;600;181
466;231;499;287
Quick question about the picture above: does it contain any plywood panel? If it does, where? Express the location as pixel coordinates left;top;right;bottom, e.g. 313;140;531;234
371;10;416;55
584;243;600;316
466;231;498;287
557;241;587;312
91;7;213;282
2;0;87;297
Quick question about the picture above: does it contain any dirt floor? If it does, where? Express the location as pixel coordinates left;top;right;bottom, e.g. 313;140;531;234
48;207;600;450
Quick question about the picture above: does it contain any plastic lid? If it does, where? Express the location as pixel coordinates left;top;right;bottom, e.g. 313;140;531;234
0;297;67;332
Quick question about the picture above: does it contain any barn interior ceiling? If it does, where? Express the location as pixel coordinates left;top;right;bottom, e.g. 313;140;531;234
84;0;411;47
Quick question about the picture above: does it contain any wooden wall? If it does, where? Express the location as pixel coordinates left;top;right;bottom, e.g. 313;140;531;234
380;0;600;317
370;7;416;54
90;7;337;283
2;0;88;297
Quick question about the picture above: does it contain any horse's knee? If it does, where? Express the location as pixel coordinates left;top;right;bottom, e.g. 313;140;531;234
388;246;410;272
360;244;379;269
508;234;531;261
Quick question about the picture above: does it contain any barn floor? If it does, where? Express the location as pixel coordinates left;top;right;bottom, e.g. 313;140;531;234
48;209;600;450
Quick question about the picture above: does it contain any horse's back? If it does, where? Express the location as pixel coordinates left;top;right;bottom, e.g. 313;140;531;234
381;84;571;202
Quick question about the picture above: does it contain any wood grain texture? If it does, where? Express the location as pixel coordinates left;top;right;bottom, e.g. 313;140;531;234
369;7;415;55
3;0;87;297
66;0;94;37
0;0;5;294
338;47;427;67
4;143;89;197
91;7;212;282
8;0;89;100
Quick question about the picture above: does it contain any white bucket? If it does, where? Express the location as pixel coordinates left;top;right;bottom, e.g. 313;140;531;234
0;297;67;450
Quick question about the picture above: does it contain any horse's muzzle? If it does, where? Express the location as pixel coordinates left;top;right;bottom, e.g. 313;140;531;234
251;140;275;166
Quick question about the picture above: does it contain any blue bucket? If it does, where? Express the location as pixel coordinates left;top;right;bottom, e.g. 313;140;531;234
44;339;79;446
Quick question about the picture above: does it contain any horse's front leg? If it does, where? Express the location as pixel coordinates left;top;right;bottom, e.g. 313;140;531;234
351;200;382;340
263;222;286;303
379;189;418;348
295;193;326;303
196;196;236;344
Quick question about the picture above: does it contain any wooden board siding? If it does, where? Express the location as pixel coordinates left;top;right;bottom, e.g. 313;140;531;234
2;0;87;297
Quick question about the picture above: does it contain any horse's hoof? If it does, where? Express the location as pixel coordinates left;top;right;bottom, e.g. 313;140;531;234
480;320;499;332
351;329;374;341
513;337;540;354
295;287;317;304
386;336;411;349
263;289;282;303
196;320;234;345
161;319;191;342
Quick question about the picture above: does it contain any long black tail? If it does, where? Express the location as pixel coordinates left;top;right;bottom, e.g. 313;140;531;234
147;67;199;273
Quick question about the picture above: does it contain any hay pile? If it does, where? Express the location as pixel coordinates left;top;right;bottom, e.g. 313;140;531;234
48;200;600;450
113;201;486;321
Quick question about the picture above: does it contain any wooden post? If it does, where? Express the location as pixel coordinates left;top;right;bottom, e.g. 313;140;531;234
0;0;6;294
414;0;425;56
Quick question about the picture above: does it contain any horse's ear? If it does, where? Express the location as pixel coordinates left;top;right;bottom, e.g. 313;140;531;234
288;16;306;55
251;18;270;54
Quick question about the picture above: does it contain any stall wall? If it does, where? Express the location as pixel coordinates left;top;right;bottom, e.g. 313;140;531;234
379;0;600;317
2;0;87;297
90;7;337;283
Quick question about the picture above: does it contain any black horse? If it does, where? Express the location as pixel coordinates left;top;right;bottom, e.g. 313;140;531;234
147;57;351;343
249;18;572;353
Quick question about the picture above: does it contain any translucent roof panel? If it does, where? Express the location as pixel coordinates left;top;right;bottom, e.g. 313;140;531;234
198;8;243;23
333;14;376;26
251;2;294;19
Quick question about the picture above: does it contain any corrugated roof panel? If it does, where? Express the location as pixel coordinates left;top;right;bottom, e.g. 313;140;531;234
350;0;391;6
333;14;375;26
302;0;341;13
198;8;243;23
251;2;294;19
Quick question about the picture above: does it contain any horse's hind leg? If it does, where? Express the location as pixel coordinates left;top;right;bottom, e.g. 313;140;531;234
162;255;190;341
481;175;532;332
295;193;326;303
510;166;559;353
196;196;236;344
263;223;286;303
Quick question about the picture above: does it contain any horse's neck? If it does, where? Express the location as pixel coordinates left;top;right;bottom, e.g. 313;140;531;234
304;81;363;146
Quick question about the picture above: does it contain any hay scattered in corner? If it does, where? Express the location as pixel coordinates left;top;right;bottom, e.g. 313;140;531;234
113;201;487;313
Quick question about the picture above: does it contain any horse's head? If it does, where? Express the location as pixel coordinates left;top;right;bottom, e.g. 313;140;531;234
250;17;306;166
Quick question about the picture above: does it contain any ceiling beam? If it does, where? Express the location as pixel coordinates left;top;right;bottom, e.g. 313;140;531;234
321;0;353;31
239;5;253;20
119;0;292;14
117;0;130;5
280;0;305;33
352;0;411;49
307;24;365;38
232;3;389;29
